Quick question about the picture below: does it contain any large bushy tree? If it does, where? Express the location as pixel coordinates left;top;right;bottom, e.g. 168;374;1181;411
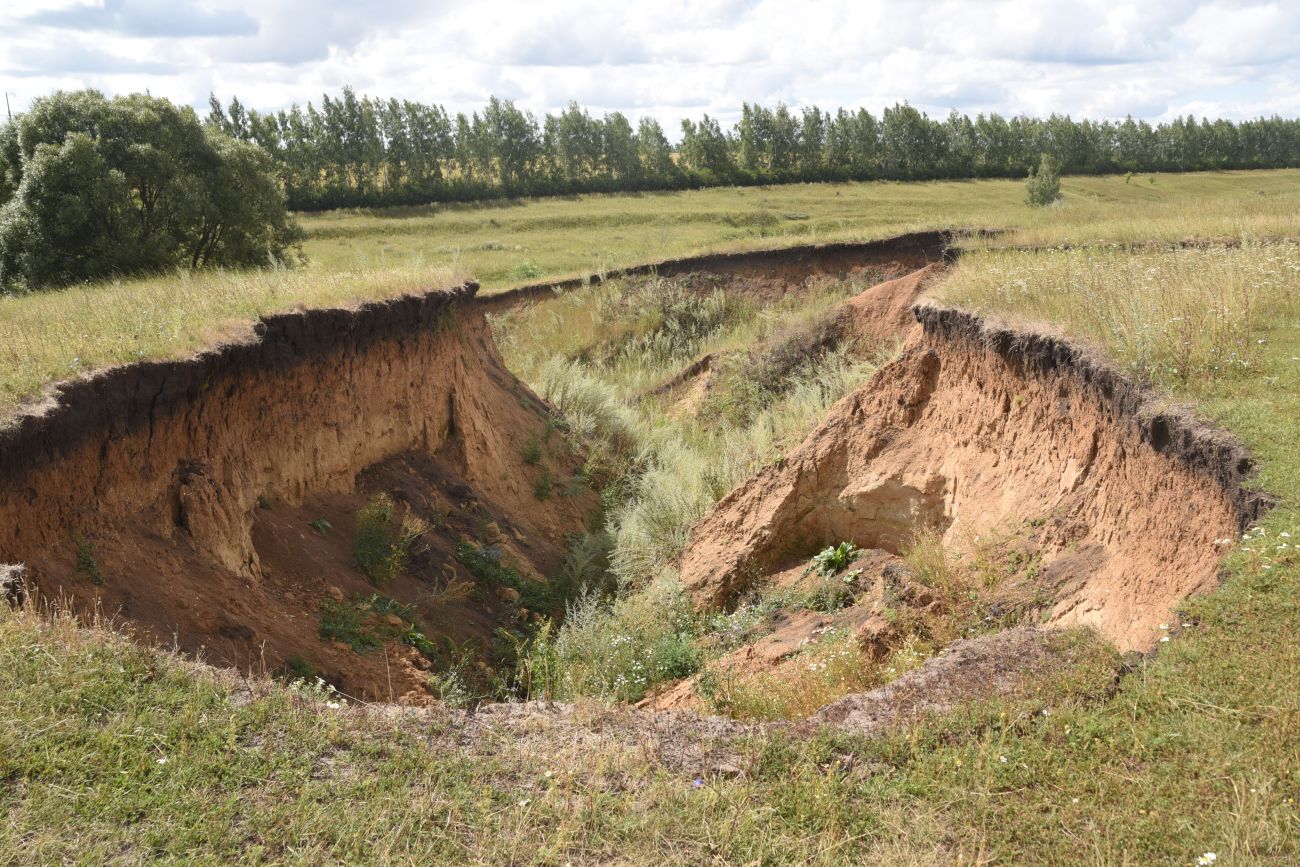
0;89;302;292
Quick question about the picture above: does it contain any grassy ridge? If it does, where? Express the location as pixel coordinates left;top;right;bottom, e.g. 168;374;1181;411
2;169;1298;420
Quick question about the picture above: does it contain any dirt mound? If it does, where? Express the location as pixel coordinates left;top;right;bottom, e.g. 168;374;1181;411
806;627;1089;735
679;307;1265;651
835;263;942;344
0;283;594;700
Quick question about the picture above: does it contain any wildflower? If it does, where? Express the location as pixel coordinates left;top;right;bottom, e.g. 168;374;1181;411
156;757;168;765
1160;636;1171;643
999;755;1008;764
1196;854;1217;866
518;799;530;808
1159;624;1170;630
692;777;704;789
1071;797;1079;804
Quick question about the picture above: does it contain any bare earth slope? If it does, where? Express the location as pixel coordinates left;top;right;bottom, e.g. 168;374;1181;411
0;283;593;699
679;305;1267;651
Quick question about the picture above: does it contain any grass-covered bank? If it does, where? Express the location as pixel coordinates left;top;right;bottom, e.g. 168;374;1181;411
3;168;1299;419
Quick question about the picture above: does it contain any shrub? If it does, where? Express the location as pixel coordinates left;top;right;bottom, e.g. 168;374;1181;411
518;578;701;702
1025;153;1062;207
354;494;426;584
0;89;302;292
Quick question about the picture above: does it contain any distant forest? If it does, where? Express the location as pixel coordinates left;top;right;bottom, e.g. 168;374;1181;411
207;88;1300;211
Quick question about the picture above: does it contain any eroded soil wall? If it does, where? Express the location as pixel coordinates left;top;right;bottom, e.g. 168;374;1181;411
0;283;591;696
679;306;1268;650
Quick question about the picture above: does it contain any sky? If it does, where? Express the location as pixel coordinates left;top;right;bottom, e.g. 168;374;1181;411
2;0;1298;131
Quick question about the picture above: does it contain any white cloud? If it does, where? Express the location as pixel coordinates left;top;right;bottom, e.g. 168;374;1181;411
0;0;1296;131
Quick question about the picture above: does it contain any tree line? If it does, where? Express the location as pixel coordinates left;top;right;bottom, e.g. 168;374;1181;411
207;88;1300;211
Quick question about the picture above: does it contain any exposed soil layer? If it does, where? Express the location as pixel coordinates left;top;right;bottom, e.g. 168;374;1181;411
0;233;1266;721
0;284;594;700
476;230;953;313
679;303;1268;651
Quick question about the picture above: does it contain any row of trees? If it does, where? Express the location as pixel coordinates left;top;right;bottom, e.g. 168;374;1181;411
207;88;1300;211
0;90;301;291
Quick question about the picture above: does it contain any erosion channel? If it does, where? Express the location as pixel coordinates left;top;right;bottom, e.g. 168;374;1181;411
0;231;1266;727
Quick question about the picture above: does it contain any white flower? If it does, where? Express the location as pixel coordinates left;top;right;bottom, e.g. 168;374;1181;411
156;757;168;765
1159;624;1170;630
1196;854;1217;866
999;755;1008;764
326;701;342;709
1160;636;1171;643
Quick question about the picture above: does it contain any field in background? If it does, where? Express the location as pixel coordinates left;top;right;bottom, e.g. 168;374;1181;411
3;169;1298;421
301;169;1300;283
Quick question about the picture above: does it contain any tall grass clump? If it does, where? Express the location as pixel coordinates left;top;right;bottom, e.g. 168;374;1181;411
935;241;1300;386
517;578;701;702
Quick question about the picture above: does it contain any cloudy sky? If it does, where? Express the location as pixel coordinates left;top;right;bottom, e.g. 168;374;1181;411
2;0;1298;131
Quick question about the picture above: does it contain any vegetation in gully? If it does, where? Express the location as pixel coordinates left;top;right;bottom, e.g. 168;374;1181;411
1;87;1299;864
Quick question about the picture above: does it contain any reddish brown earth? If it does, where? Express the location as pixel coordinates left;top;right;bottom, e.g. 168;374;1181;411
0;284;594;700
0;237;1267;727
678;303;1266;652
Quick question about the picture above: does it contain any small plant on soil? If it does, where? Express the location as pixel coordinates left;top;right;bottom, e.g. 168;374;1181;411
318;599;381;652
456;540;563;615
811;541;860;577
354;494;427;584
533;468;554;500
308;518;332;536
521;437;543;465
72;533;104;586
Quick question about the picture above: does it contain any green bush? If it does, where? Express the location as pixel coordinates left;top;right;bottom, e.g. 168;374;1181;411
0;89;302;292
354;494;425;584
518;578;701;702
1025;153;1062;207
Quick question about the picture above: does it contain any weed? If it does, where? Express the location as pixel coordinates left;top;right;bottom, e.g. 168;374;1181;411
309;518;332;536
72;533;103;586
318;599;381;652
354;494;427;584
507;260;544;281
456;541;563;615
811;541;860;577
280;654;317;682
521;437;543;465
532;468;554;500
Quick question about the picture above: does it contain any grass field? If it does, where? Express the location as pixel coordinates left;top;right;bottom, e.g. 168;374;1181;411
2;169;1299;421
3;170;1300;863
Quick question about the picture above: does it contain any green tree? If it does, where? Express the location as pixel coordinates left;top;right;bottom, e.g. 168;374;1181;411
1025;152;1062;207
0;89;301;292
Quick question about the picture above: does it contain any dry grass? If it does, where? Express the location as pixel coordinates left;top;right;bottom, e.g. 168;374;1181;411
0;264;456;424
933;241;1300;387
3;168;1297;422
